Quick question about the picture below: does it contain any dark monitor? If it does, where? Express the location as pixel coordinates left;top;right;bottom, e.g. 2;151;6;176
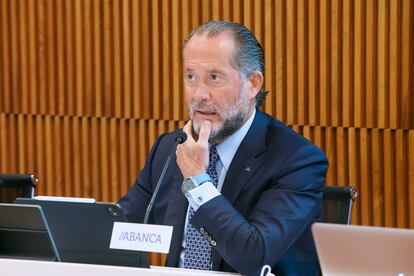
0;203;60;261
15;198;148;268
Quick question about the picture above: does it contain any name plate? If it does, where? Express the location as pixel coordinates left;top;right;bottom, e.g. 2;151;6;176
110;222;173;254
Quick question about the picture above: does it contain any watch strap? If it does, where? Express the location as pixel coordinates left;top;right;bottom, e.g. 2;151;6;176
191;173;211;186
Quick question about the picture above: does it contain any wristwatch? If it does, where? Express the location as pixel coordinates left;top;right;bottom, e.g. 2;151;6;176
181;173;211;194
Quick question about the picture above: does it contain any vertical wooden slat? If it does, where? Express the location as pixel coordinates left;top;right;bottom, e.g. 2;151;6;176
377;0;388;128
131;0;140;119
45;115;55;195
56;0;66;115
297;0;306;125
330;0;339;126
17;115;27;173
110;118;120;202
35;115;46;195
172;0;182;121
396;130;407;228
324;127;336;184
360;128;372;225
307;0;316;125
122;0;131;118
103;0;113;117
93;0;102;117
28;0;38;114
365;0;375;129
62;116;73;196
91;117;101;199
100;118;110;201
353;0;363;128
81;117;92;197
383;129;395;227
151;0;160;119
401;0;412;128
263;0;274;115
9;0;20;113
46;0;56;115
371;128;383;226
161;0;171;119
319;0;328;126
54;116;64;196
389;0;399;129
19;1;29;114
342;0;351;127
275;0;285;122
72;117;81;197
336;127;348;186
84;0;93;116
113;0;122;118
119;119;128;196
286;0;296;125
65;0;75;116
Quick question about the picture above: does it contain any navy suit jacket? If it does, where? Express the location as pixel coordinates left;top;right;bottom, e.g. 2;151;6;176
119;110;328;275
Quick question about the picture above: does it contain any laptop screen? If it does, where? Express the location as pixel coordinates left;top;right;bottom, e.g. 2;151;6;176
312;223;414;276
15;198;148;268
0;204;60;262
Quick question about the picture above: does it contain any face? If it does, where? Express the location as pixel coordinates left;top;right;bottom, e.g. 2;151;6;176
183;33;257;143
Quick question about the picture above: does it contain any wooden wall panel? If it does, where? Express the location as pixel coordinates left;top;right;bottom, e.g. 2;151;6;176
1;0;414;264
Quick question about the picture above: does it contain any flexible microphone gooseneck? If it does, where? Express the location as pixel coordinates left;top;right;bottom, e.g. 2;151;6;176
143;132;188;224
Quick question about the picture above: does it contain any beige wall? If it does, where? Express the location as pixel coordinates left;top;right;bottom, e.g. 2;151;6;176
1;0;414;263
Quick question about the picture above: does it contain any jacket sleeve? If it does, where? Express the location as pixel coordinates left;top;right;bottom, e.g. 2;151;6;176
190;144;328;275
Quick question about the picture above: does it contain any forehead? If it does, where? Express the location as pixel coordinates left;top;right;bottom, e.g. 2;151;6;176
183;32;237;70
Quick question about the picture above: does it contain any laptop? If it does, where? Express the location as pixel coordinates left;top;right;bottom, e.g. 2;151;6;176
312;223;414;276
15;198;148;268
0;203;60;261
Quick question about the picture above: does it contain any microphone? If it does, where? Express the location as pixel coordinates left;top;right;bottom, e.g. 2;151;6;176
143;132;187;224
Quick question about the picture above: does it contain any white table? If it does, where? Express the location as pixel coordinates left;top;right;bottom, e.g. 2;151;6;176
0;258;240;276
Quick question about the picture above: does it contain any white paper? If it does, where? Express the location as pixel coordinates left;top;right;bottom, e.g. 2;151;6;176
110;222;173;254
33;196;96;203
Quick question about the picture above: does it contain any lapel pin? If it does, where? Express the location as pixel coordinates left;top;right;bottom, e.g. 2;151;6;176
244;166;251;172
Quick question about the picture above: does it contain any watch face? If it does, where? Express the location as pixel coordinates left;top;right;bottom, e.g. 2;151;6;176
181;178;195;194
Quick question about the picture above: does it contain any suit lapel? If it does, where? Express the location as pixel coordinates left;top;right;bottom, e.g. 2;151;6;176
221;110;268;205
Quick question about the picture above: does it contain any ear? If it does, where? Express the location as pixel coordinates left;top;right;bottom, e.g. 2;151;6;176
247;71;264;100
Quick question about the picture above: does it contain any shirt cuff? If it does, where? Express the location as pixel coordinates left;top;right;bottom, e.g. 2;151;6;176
184;181;221;211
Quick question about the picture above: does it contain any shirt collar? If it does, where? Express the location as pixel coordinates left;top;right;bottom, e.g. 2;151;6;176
214;109;256;172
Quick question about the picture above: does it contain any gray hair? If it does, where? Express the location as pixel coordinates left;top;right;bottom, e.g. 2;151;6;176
183;21;268;108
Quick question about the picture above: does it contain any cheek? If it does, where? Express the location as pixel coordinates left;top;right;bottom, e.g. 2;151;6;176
184;87;193;105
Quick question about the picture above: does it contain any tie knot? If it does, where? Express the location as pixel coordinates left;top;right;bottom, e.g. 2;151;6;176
209;145;219;167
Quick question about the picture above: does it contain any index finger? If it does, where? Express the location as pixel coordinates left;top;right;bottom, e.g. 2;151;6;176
182;121;195;144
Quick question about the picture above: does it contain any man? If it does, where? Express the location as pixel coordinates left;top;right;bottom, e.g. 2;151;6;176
119;21;328;275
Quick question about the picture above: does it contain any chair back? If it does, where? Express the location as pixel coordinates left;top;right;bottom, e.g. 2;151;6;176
0;174;38;203
322;186;358;224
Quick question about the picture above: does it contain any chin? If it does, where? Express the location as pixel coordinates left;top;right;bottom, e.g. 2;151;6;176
191;119;222;136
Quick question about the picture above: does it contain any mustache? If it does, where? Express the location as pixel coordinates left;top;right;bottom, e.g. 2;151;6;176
189;101;219;115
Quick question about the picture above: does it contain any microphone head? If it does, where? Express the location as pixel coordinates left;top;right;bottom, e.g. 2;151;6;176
175;132;187;144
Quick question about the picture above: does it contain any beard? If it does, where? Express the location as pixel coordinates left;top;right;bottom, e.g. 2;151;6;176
188;87;250;144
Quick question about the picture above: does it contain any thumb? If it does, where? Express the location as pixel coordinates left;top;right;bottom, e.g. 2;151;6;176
198;121;211;145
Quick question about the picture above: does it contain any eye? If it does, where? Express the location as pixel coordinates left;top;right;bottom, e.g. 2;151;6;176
210;74;220;81
185;73;194;81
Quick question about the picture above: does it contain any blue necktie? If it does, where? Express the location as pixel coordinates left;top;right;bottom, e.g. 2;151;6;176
183;145;219;270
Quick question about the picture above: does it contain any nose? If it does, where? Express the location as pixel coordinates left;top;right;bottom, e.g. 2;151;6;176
193;82;211;101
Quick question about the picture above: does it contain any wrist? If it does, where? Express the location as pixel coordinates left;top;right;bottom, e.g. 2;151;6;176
181;173;211;194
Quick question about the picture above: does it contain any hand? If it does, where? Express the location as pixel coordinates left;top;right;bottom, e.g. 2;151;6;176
176;120;211;178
